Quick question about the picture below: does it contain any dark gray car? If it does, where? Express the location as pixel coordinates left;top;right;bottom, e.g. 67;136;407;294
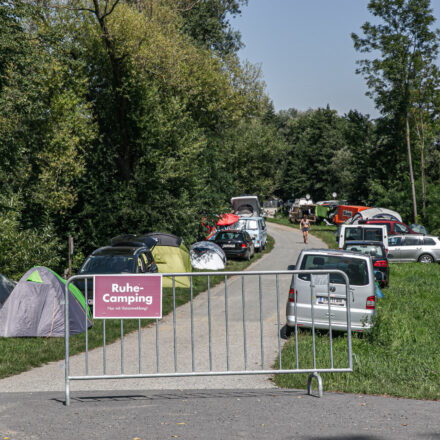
388;235;440;263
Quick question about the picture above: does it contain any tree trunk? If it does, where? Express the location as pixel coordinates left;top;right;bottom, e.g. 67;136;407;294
92;0;132;182
420;122;426;219
406;115;418;223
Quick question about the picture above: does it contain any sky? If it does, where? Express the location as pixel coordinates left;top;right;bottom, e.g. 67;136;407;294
231;0;440;118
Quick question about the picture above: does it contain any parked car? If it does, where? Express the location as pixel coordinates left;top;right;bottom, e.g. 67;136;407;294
338;224;389;253
343;241;389;287
213;230;255;260
75;243;158;308
346;207;402;225
231;195;262;217
388;235;440;263
285;249;379;333
362;219;417;236
232;216;267;251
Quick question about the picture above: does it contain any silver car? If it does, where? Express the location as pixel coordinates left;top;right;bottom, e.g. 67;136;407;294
388;235;440;263
285;249;377;333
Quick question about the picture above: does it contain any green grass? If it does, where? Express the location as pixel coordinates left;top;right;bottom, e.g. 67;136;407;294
267;216;338;249
0;236;274;379
275;263;440;400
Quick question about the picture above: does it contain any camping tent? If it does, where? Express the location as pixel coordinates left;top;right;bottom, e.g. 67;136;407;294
141;233;191;288
190;241;226;270
0;267;92;337
0;274;16;307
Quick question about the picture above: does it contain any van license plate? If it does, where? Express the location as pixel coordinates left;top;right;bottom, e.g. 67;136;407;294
318;297;345;306
222;244;235;248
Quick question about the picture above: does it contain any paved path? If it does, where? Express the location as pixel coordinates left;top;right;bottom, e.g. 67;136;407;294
0;222;321;393
1;389;439;439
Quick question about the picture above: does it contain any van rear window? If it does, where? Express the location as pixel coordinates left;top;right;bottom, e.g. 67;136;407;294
345;227;383;242
299;254;369;286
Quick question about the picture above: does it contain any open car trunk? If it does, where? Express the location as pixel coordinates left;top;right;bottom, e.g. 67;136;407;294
231;196;261;217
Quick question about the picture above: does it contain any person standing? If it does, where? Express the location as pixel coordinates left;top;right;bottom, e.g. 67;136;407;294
300;213;310;244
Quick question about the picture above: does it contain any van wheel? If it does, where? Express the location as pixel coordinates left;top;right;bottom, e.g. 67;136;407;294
418;254;434;263
281;325;292;339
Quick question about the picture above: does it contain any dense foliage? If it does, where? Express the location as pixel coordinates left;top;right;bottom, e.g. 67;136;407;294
1;0;439;280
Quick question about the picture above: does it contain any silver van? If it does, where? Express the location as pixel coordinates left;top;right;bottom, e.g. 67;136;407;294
285;249;377;333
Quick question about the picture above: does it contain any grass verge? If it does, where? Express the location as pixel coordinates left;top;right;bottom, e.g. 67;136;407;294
274;263;440;400
267;216;338;249
0;235;274;379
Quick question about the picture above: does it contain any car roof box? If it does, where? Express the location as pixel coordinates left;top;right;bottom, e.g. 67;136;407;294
110;234;157;250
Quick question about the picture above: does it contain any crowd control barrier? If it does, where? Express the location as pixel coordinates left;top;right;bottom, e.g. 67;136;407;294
64;270;353;406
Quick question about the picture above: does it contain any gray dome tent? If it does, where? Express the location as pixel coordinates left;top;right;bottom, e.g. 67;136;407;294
0;267;92;337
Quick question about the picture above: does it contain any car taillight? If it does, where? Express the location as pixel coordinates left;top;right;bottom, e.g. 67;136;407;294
241;243;247;248
374;260;388;268
366;296;375;310
289;288;296;302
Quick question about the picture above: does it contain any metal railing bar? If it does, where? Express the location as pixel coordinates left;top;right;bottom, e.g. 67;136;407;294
207;276;213;371
276;274;281;370
120;320;124;374
294;280;299;370
224;275;230;371
190;276;195;372
65;282;70;406
85;281;88;375
327;278;334;369
259;275;264;370
69;367;353;381
103;320;106;374
138;319;142;374
172;276;177;372
346;280;353;370
155;318;159;373
310;280;316;370
241;275;248;371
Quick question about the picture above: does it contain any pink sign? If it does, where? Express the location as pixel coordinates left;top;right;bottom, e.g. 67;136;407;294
93;274;162;319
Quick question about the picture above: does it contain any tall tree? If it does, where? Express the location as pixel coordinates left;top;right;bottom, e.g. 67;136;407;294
352;0;440;222
180;0;247;57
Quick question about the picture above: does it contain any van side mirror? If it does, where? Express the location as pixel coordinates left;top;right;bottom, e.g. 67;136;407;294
387;253;394;259
287;265;296;271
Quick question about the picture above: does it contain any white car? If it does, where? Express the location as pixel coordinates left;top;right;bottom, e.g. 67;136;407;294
338;224;388;253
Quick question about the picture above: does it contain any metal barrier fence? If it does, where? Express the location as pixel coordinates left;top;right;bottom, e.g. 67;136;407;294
64;270;352;406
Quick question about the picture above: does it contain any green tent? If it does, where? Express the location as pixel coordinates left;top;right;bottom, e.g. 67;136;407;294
141;233;192;288
316;205;330;219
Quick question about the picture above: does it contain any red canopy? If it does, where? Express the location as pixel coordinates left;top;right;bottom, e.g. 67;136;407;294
217;213;239;226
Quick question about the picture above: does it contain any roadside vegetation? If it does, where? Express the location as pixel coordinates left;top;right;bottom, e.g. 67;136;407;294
275;263;440;400
0;236;274;379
